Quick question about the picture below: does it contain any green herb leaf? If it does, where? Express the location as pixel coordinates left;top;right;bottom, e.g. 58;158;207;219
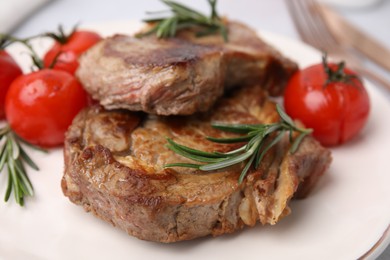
290;132;308;153
276;104;294;126
211;123;262;134
164;163;201;169
200;136;261;171
254;130;286;170
0;125;44;206
166;144;225;163
19;145;40;171
206;134;255;143
138;0;228;41
215;145;247;156
239;153;256;184
167;138;226;158
165;105;312;183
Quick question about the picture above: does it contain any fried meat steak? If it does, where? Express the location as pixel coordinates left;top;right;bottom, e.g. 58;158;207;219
62;84;331;243
76;21;298;115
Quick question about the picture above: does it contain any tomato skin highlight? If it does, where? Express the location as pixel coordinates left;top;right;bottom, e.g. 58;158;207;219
0;50;23;119
284;63;370;146
43;30;102;74
5;69;88;147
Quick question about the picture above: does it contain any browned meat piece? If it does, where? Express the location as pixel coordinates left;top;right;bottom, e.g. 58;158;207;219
76;21;298;115
62;84;331;243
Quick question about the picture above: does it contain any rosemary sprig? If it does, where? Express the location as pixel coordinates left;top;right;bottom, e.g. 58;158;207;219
164;105;312;183
0;125;45;206
138;0;228;41
0;34;45;70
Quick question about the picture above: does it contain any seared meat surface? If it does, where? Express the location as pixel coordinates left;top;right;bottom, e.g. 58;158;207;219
77;21;298;115
62;84;331;243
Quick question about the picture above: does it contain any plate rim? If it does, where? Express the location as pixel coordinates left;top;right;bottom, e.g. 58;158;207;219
2;19;390;260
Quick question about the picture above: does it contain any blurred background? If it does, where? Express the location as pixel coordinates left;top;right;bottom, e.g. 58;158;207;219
5;0;390;94
7;0;390;44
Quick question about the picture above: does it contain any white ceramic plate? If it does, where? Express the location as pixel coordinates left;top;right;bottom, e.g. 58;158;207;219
1;21;390;260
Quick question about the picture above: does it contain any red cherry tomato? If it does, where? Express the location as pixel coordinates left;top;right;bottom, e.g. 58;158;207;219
5;69;88;147
284;61;370;146
0;50;23;119
43;30;102;74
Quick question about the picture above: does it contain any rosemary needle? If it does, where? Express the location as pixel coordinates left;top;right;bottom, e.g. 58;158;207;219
138;0;228;41
164;104;312;183
0;125;45;206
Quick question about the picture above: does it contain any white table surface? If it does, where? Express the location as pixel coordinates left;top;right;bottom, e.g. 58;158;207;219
8;0;390;259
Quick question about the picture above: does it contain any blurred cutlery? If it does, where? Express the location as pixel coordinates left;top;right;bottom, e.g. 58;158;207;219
317;3;390;73
0;0;52;33
286;0;390;91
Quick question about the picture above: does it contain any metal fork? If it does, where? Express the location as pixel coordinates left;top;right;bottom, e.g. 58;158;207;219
286;0;390;91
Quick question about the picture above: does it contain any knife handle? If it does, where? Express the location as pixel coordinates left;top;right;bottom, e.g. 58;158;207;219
355;67;390;92
352;41;390;74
